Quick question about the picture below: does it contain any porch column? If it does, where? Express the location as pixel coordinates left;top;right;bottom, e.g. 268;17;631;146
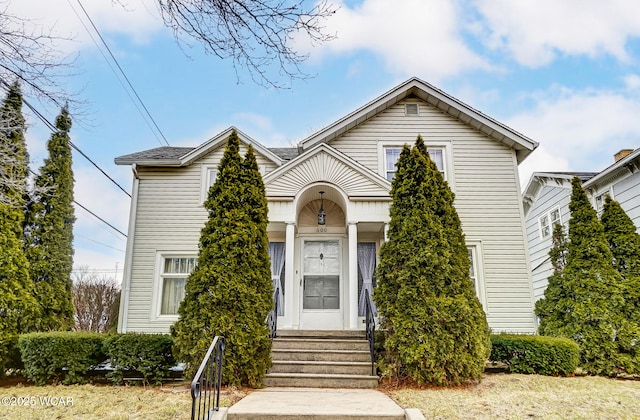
284;222;296;329
348;222;358;329
384;223;389;242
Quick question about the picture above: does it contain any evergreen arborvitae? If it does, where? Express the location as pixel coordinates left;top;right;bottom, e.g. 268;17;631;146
537;177;638;374
24;106;76;331
535;223;569;328
0;82;39;374
171;131;272;387
601;196;640;369
374;136;490;386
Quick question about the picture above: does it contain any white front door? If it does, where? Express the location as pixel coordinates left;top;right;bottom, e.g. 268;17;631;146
300;240;343;329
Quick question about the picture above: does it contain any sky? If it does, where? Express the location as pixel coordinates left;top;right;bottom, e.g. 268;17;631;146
7;0;640;283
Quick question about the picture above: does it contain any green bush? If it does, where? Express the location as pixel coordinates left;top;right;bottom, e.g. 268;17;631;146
104;334;175;385
18;332;106;385
490;334;579;376
0;334;23;377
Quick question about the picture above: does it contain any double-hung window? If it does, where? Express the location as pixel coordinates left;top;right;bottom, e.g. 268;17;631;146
539;207;562;240
467;244;487;311
383;145;447;181
158;256;197;316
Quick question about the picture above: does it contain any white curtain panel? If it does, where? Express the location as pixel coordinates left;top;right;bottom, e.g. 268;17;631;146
357;242;376;316
269;242;286;316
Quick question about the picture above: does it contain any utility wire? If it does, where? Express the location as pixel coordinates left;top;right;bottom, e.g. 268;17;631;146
75;233;126;252
27;168;127;239
74;200;127;238
71;0;171;147
21;96;132;198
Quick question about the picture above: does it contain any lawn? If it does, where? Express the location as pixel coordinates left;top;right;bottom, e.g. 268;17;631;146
1;374;639;419
0;381;248;420
390;373;640;419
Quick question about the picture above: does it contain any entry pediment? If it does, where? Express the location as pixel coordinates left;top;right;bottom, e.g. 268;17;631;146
264;144;391;199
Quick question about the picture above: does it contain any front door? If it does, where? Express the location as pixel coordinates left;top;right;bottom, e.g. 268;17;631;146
300;240;342;329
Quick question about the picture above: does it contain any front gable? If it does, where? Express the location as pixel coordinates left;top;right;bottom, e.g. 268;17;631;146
263;144;391;200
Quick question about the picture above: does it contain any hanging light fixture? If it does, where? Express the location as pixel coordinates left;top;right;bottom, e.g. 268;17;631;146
317;191;326;225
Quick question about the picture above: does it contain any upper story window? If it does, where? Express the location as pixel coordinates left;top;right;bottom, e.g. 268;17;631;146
384;146;445;181
539;207;562;240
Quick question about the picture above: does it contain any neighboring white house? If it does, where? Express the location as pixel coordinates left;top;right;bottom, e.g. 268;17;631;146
115;77;539;335
523;148;640;302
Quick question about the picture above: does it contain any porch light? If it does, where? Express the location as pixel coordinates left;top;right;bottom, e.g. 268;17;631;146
317;191;326;225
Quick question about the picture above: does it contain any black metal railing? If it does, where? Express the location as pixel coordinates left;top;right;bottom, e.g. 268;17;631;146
191;336;225;420
364;288;376;376
267;284;280;340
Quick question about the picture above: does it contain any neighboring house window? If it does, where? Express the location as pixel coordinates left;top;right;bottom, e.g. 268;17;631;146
201;166;218;203
158;256;197;316
594;190;612;215
467;244;487;311
539;207;562;240
384;146;446;181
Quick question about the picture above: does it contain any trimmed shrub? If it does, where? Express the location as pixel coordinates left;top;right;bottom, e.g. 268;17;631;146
104;334;175;385
490;334;579;376
0;334;23;377
18;332;105;385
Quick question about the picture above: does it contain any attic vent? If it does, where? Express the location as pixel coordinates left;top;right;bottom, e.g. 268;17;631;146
405;103;418;116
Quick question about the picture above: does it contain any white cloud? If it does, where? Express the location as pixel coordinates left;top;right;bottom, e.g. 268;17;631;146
508;86;640;185
301;0;492;81
475;0;640;67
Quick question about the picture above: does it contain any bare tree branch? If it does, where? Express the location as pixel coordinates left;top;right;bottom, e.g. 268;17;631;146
72;266;121;333
153;0;337;88
0;1;76;106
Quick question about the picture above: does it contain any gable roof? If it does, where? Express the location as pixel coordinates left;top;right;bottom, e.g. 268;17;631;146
299;77;539;164
114;127;283;166
522;148;640;215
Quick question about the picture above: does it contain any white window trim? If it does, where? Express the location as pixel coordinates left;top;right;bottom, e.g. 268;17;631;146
538;206;562;240
467;241;487;312
594;188;613;214
200;165;218;204
151;251;197;322
377;140;454;190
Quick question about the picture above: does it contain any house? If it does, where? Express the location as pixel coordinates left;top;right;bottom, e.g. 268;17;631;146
115;77;539;335
523;148;640;302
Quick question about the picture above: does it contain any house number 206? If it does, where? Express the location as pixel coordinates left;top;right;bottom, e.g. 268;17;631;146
316;227;328;233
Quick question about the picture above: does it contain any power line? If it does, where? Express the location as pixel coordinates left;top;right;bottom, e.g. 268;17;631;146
70;0;171;147
75;233;126;252
21;96;132;198
74;200;127;238
26;168;127;239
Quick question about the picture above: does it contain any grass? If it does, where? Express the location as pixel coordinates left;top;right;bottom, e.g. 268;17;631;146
389;373;640;419
1;374;639;419
0;381;248;420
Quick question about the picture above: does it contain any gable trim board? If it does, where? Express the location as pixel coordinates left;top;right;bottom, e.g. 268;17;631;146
115;77;539;334
300;77;538;164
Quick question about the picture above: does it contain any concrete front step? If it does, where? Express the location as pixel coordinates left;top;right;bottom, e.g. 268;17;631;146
272;349;371;363
225;388;411;420
273;338;370;351
270;360;372;375
264;373;379;388
275;330;366;339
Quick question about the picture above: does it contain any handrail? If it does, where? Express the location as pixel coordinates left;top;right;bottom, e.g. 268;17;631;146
267;284;280;340
364;288;376;376
190;336;225;420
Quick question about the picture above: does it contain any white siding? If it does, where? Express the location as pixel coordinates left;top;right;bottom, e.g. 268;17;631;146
331;98;537;333
122;142;277;333
612;171;640;231
524;185;572;302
